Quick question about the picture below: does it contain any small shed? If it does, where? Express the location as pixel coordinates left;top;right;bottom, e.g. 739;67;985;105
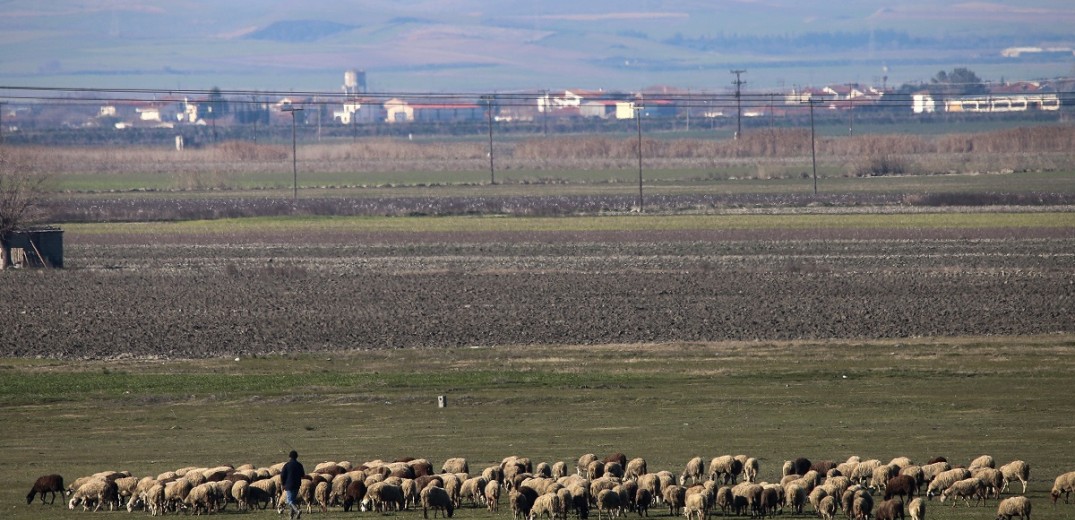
7;227;63;268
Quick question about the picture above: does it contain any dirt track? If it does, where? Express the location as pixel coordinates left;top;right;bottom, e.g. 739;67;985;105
2;228;1072;359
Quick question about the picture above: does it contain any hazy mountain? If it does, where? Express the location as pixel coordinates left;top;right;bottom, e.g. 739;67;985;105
2;0;1072;93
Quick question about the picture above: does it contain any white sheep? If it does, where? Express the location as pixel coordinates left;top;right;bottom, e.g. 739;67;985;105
784;482;807;514
974;467;1004;499
68;478;118;512
231;480;249;511
681;457;705;485
818;495;837;520
625;458;647;480
919;462;951;485
531;492;563;520
185;482;219;515
1050;471;1075;504
551;461;569;479
939;477;985;507
461;476;488;507
315;480;330;513
808;486;828;515
969;455;995;471
421;485;455;519
577;454;598;476
999;461;1030;494
743;457;759;483
442;457;469;475
852;493;874;520
995;495;1031;520
926;468;971;498
596;488;623;520
907;497;925;520
683;490;708;520
485;479;501;512
708;456;738;484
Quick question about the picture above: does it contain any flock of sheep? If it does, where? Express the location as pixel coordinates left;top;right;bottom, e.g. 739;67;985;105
26;452;1067;519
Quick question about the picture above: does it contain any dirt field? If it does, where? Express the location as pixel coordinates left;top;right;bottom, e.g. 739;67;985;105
2;223;1071;359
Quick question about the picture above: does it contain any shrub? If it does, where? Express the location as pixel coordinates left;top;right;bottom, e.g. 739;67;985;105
852;154;913;177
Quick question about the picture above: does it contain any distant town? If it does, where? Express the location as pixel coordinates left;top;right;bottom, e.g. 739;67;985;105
2;69;1071;139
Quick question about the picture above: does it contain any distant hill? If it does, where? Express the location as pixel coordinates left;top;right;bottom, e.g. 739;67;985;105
1;0;1073;92
245;20;356;43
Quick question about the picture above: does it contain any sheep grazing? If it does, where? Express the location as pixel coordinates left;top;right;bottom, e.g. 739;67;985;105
26;474;64;505
713;486;733;515
342;480;368;512
818;495;837;520
422;485;455;519
969;455;996;471
743;458;760;483
1050;471;1075;504
314;480;330;513
662;484;686;516
758;486;781;518
939;478;985;507
907;497;926;520
596;488;623;520
69;478;120;512
185;482;220;515
683;490;708;520
808;487;829;515
365;481;406;512
884;475;918;502
926;468;971;499
1000;461;1030;495
852;493;874;520
485;480;501;513
625;458;647;480
874;498;905;520
995;495;1031;520
512;490;533;520
974;467;1005;500
708;456;742;485
461;476;489;507
442;457;469;475
681;457;705;485
231;480;249;511
604;453;628;469
577;454;598;477
634;488;651;517
588;461;607;481
604;462;625;480
531;492;563;520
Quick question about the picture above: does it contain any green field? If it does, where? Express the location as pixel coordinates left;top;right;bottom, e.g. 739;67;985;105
4;337;1075;519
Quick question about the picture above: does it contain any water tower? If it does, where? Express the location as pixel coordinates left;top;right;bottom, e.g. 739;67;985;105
343;69;367;95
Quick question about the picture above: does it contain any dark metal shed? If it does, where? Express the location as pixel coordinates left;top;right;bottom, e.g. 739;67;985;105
8;227;63;268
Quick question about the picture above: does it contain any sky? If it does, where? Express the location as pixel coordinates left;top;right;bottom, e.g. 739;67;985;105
1;1;1073;94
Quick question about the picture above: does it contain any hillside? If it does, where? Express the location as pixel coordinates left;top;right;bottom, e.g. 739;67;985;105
1;0;1073;91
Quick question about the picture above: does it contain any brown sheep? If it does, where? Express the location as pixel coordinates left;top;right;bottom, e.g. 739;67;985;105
875;498;905;520
26;474;65;505
885;475;917;502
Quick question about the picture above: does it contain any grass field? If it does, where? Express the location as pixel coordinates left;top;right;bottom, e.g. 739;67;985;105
4;336;1075;519
60;211;1075;237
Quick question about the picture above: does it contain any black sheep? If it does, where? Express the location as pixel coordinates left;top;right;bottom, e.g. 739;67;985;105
26;474;64;505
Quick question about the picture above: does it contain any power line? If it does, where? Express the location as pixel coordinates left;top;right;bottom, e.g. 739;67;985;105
731;70;746;138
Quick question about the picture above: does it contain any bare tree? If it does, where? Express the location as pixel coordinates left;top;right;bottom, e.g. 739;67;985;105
0;148;51;269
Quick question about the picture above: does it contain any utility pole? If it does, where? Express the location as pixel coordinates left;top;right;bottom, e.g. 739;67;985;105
848;84;855;137
731;69;746;139
809;100;818;195
484;94;495;185
635;98;644;211
284;106;304;200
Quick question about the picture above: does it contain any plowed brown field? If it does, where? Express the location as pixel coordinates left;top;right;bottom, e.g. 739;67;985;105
3;224;1071;359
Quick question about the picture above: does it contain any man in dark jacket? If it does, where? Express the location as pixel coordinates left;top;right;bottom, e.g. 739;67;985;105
281;450;305;519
